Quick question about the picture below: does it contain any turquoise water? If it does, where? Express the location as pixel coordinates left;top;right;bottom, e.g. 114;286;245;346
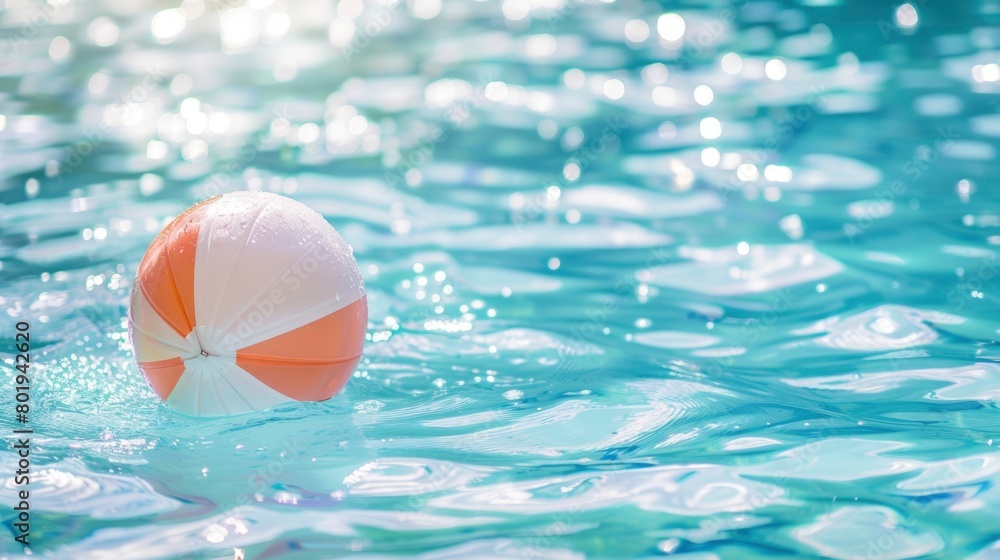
2;0;1000;558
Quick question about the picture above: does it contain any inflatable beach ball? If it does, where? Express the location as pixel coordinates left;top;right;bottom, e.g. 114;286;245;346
128;192;367;416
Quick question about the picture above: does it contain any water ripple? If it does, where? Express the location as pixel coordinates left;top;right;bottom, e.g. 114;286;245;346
638;244;842;296
793;506;943;560
0;458;180;519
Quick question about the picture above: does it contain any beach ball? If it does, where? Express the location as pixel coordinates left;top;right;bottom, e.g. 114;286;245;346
128;191;367;416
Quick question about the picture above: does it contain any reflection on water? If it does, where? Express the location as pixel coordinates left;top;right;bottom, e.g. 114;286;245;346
2;0;1000;557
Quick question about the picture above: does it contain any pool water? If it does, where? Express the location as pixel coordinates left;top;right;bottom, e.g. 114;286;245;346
2;0;1000;558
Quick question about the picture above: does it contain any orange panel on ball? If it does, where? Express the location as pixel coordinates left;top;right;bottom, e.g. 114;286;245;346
234;359;360;403
137;357;187;401
135;199;213;339
235;296;367;401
